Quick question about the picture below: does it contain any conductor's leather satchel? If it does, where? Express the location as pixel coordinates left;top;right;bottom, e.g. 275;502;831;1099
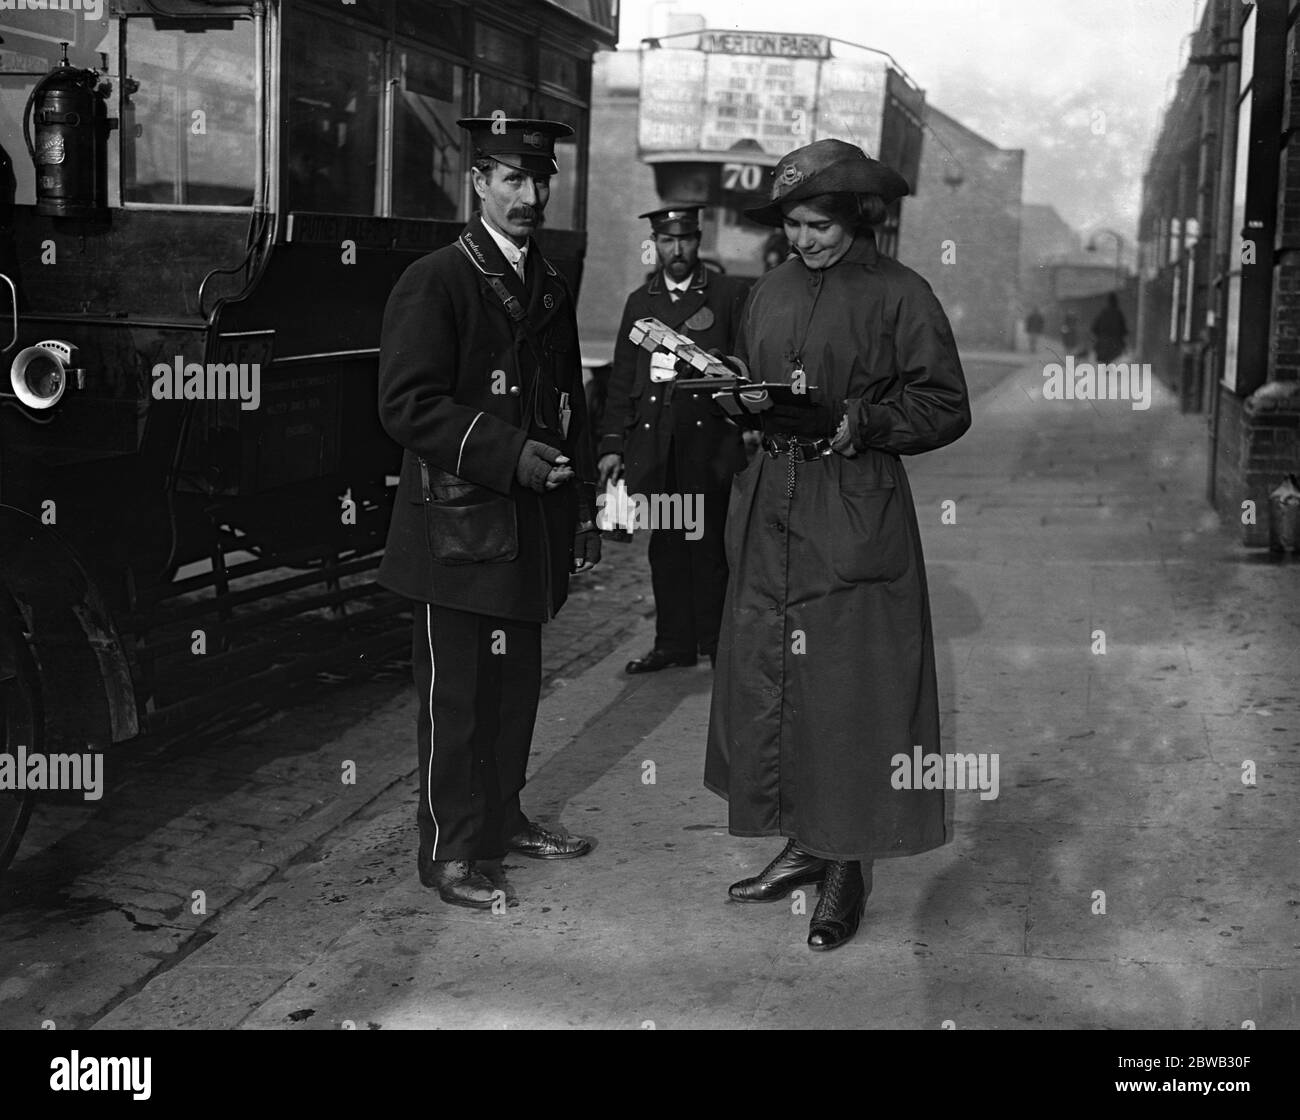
419;458;519;565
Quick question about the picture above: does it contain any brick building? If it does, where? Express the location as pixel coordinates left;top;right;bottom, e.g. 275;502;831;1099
1139;0;1300;547
896;107;1024;351
577;50;658;364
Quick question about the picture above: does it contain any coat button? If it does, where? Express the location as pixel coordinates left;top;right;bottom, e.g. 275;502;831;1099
773;521;785;532
643;422;651;429
509;385;520;396
649;395;657;402
695;420;703;427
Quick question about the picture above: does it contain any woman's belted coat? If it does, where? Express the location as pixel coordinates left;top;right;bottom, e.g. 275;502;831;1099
703;233;971;860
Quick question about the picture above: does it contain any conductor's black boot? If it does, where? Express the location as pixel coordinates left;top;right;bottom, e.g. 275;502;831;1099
419;854;496;910
807;860;869;951
728;839;826;902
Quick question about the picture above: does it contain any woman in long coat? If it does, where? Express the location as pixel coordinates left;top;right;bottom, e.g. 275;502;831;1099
704;139;971;951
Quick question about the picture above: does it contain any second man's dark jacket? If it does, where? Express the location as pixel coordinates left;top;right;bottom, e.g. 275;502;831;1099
600;265;748;496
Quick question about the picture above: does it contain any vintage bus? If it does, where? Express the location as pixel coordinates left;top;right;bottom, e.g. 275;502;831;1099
0;0;618;870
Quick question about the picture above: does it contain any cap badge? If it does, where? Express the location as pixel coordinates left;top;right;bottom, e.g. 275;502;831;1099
523;131;543;148
775;163;805;196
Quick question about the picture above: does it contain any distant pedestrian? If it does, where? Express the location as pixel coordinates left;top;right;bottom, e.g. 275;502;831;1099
1060;312;1079;356
1091;292;1128;363
1025;307;1044;352
706;139;971;952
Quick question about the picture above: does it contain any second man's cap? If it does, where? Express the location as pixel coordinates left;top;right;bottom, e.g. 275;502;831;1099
638;205;703;236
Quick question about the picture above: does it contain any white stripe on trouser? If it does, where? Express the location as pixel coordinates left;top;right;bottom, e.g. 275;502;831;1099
425;604;441;859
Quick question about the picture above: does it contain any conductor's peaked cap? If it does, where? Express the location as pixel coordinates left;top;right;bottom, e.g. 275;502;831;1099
638;205;703;236
743;139;911;227
459;117;574;176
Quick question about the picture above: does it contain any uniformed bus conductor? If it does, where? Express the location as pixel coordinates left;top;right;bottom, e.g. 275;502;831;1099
598;206;747;672
377;117;599;909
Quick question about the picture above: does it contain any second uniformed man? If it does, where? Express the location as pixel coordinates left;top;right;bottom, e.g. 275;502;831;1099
597;206;748;672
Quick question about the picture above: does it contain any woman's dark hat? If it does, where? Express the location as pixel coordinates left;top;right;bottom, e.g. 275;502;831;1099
744;139;911;227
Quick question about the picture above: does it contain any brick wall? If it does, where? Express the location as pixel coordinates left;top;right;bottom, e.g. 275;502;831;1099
1215;385;1300;546
578;51;664;364
896;106;1024;351
1272;11;1300;382
1215;9;1300;546
1214;388;1246;533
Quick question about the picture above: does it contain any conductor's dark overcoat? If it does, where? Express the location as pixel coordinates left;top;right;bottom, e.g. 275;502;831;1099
599;265;748;495
376;215;594;622
703;234;971;860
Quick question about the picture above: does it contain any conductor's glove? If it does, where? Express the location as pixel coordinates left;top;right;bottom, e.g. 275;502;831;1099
517;439;572;493
572;522;601;573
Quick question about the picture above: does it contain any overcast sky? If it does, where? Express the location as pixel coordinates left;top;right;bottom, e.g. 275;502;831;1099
617;0;1204;248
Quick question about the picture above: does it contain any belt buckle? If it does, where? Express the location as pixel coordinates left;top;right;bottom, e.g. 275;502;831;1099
790;439;832;465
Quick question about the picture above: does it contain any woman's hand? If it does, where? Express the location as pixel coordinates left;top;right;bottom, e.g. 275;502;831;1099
763;398;838;438
830;411;858;458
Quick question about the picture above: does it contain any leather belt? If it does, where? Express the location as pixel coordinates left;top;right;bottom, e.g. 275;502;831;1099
761;434;832;463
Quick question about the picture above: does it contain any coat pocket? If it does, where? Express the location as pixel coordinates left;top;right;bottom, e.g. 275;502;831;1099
829;480;910;583
420;459;518;565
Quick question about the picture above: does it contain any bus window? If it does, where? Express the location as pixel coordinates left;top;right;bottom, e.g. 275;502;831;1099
396;0;468;51
473;73;531;120
337;0;389;27
474;23;533;79
285;21;384;215
121;21;257;207
539;45;589;102
537;95;584;231
391;51;465;221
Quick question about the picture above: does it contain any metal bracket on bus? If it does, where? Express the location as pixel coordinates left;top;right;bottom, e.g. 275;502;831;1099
0;273;16;355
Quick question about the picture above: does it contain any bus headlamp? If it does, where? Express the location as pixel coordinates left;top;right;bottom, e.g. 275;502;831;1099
9;340;80;411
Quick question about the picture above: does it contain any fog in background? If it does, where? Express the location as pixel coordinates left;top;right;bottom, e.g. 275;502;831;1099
620;0;1204;247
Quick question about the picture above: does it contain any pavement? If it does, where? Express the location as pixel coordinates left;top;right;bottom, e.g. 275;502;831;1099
4;349;1298;1029
0;528;655;1029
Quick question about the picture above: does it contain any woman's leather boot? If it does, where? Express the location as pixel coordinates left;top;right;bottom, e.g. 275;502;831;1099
807;859;870;950
728;839;827;902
